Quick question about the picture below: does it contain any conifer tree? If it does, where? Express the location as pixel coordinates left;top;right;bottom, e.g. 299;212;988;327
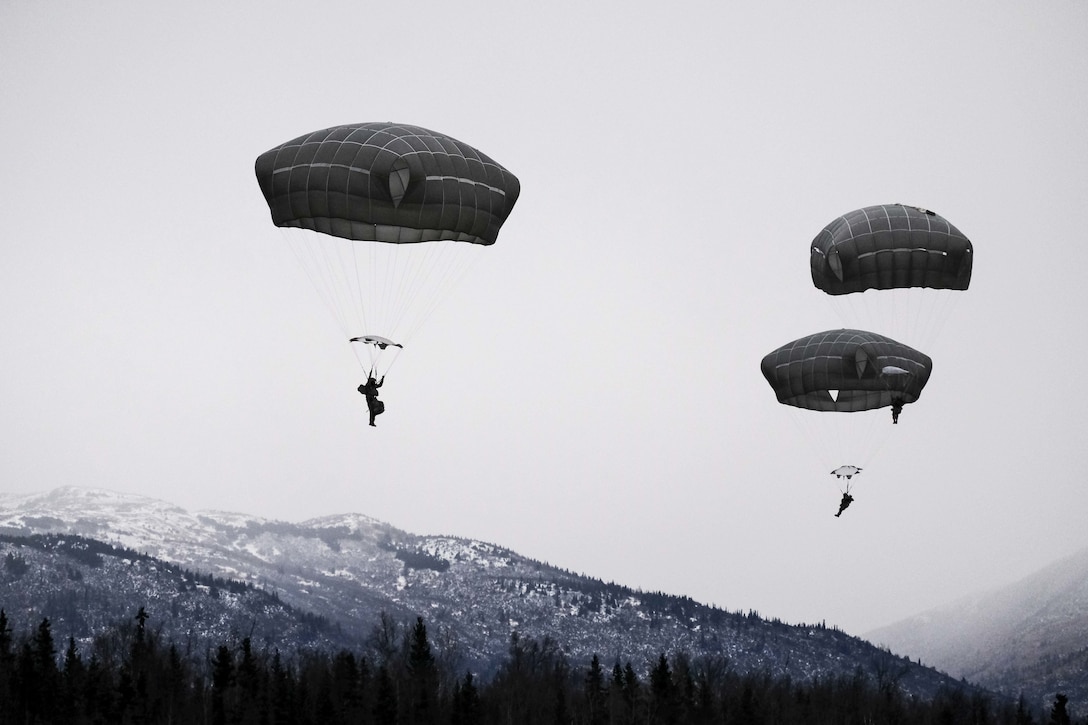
60;636;85;721
1015;694;1036;725
369;611;401;668
165;643;189;725
649;652;676;725
236;637;264;725
0;610;12;722
0;610;11;659
451;671;481;725
624;660;641;718
373;663;398;725
211;644;235;725
123;607;153;725
610;661;630;725
31;617;59;722
1049;693;1071;725
84;651;116;723
670;651;697;724
331;650;364;723
270;649;296;724
583;654;606;725
407;616;438;723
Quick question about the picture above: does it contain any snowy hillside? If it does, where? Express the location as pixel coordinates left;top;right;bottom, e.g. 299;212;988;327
866;546;1088;708
0;486;982;696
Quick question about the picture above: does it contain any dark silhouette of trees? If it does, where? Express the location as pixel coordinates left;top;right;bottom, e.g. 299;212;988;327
1052;693;1073;725
583;653;606;725
209;644;234;725
0;606;1073;724
451;671;481;725
407;615;439;724
649;652;676;724
373;663;397;725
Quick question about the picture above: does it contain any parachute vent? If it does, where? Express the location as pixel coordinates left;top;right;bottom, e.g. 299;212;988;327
389;158;410;209
854;348;872;378
828;249;844;281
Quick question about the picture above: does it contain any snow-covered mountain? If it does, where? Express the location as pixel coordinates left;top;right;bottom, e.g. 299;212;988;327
0;532;353;657
866;546;1088;707
0;486;983;696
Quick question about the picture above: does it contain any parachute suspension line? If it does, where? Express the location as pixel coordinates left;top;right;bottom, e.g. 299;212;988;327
386;240;485;346
407;241;487;342
848;369;916;470
283;230;360;339
280;228;399;376
823;287;964;353
349;237;370;340
784;406;848;473
327;238;486;379
350;339;384;377
380;238;431;342
782;407;826;472
352;238;392;377
917;289;964;353
857;411;895;468
319;238;363;337
363;237;470;341
386;239;414;338
368;238;392;337
388;236;420;336
783;406;892;478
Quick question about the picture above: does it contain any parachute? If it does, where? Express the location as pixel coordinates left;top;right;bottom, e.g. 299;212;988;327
760;329;932;414
762;205;973;506
761;329;933;483
349;335;403;350
255;122;520;375
810;204;973;349
810;204;972;295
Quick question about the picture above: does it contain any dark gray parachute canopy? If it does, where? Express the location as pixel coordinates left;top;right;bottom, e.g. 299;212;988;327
255;122;520;245
760;329;932;412
810;204;972;295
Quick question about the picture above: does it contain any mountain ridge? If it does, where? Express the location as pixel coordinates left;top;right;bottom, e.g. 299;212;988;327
0;485;1005;703
866;545;1088;708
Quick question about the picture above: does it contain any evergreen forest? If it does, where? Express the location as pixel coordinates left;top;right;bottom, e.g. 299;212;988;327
0;607;1077;725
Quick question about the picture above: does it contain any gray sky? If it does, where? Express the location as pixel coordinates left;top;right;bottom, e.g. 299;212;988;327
2;0;1087;636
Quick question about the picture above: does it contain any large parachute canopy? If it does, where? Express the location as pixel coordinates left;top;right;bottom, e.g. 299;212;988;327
809;204;973;349
255;122;520;246
810;204;972;296
760;329;932;413
255;122;520;375
761;329;933;479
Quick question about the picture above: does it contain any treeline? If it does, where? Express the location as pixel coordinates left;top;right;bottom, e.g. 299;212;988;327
0;607;1071;725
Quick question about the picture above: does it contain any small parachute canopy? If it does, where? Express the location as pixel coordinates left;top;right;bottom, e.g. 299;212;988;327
760;329;932;412
831;465;862;480
350;335;403;350
255;122;520;246
811;204;972;295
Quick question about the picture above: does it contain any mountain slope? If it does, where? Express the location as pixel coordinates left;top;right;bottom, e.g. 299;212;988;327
866;546;1088;706
0;532;353;656
0;486;980;697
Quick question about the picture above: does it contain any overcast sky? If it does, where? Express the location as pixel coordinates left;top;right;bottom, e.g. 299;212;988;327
2;1;1086;636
